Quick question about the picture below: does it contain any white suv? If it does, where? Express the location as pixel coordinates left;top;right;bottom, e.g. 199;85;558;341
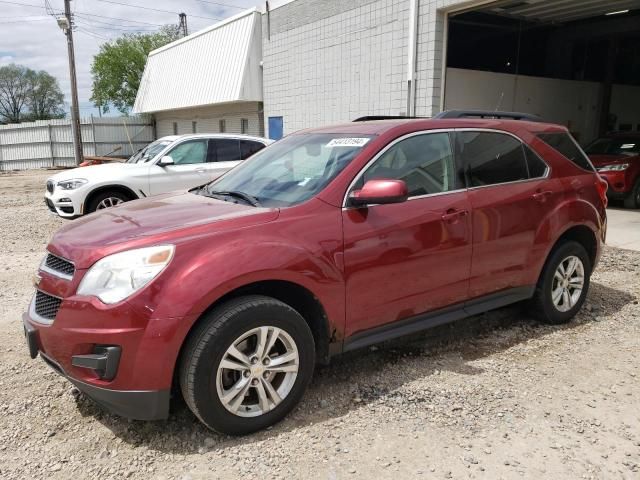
44;134;273;218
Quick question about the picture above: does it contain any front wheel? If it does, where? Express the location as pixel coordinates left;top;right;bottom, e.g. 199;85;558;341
86;190;131;213
531;241;592;325
179;295;315;435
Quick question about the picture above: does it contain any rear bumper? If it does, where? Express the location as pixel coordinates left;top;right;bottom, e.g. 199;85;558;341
23;314;170;420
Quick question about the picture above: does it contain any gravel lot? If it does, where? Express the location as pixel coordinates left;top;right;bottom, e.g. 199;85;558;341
1;169;639;480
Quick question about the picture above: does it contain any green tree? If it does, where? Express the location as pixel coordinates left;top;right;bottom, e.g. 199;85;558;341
90;26;180;115
0;64;31;123
25;70;65;121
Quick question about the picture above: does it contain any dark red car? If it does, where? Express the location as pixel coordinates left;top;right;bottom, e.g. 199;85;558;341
585;133;640;209
23;112;607;435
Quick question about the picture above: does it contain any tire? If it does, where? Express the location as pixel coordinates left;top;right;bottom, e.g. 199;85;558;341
531;241;592;325
179;295;315;435
86;190;131;213
623;179;640;209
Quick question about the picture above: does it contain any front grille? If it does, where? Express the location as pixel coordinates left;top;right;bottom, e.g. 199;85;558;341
44;253;75;278
34;291;62;321
46;180;55;194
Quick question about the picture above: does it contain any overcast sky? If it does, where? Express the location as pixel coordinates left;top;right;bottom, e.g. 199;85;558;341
0;0;258;117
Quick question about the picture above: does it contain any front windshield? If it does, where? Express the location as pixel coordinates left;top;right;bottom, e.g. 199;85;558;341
127;139;172;164
205;133;374;207
586;138;640;156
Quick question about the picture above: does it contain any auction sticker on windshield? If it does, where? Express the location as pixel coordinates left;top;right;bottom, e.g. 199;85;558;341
327;138;371;148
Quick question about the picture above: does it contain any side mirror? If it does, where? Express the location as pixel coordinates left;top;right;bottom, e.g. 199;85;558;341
158;155;174;167
349;179;408;207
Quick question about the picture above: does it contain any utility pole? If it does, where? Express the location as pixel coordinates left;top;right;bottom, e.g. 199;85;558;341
58;0;83;165
179;13;188;37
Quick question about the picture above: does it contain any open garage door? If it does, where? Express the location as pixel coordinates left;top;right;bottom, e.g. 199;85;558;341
444;0;640;146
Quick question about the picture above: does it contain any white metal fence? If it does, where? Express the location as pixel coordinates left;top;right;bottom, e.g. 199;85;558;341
0;116;155;171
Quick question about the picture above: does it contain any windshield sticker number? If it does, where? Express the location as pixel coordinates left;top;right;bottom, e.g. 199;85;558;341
326;138;370;148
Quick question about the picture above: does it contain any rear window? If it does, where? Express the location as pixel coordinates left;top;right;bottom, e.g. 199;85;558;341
537;132;593;171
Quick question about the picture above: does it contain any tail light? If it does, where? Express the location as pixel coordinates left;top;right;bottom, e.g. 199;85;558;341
595;175;608;208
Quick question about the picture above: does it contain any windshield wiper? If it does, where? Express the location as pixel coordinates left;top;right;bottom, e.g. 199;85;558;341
206;190;262;207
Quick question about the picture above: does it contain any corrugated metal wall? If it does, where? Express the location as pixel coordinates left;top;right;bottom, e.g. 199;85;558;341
0;116;154;171
134;10;263;114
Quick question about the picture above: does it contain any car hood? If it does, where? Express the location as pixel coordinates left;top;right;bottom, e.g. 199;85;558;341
588;153;637;167
49;162;148;182
48;192;279;268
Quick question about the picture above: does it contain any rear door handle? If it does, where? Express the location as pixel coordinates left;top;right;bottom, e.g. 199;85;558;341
195;168;206;173
441;209;468;223
532;191;552;203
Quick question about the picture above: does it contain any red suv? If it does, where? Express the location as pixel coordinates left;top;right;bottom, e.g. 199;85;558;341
23;112;607;435
585;133;640;209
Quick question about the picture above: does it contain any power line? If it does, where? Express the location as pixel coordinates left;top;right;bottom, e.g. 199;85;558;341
194;0;247;9
75;12;167;26
73;15;143;27
75;19;157;32
0;0;46;10
0;14;48;18
76;27;107;40
0;17;49;23
92;0;222;21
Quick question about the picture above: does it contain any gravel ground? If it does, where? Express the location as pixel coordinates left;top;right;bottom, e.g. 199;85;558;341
0;169;639;480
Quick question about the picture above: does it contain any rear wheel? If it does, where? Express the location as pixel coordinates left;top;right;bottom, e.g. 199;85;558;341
86;189;131;213
179;295;315;435
531;241;592;325
623;179;640;209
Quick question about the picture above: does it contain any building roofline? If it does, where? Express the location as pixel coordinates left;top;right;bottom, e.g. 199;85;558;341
148;8;258;57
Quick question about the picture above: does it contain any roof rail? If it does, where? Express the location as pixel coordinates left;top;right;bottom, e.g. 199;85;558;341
434;110;543;122
353;115;426;122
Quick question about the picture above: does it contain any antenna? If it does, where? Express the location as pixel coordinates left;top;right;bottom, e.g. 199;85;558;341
178;13;188;37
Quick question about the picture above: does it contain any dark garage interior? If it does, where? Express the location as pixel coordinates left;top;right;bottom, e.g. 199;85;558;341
445;0;640;145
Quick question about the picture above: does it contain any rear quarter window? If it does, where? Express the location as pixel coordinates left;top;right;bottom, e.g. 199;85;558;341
537;132;594;172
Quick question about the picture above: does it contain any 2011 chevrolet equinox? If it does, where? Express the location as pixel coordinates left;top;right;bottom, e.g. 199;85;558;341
23;112;608;435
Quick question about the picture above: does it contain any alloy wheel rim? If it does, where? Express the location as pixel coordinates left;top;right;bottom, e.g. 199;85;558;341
216;326;299;418
96;197;123;209
551;255;585;312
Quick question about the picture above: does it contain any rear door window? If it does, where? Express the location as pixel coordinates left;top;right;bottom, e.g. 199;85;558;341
457;132;529;187
211;139;241;162
537;132;593;171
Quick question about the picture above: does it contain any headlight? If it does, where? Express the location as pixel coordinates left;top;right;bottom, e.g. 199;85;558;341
57;178;88;190
597;164;629;172
77;245;174;304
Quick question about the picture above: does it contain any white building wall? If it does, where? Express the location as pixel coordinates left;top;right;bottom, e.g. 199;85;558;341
444;68;605;143
154;102;264;138
262;0;477;136
262;0;411;137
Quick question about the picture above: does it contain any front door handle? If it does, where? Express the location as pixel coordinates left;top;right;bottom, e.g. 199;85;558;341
195;168;206;173
441;209;468;223
532;191;552;203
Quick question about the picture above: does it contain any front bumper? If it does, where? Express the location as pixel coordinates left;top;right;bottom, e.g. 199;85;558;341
44;187;85;218
21;273;190;420
598;170;633;196
23;313;170;420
